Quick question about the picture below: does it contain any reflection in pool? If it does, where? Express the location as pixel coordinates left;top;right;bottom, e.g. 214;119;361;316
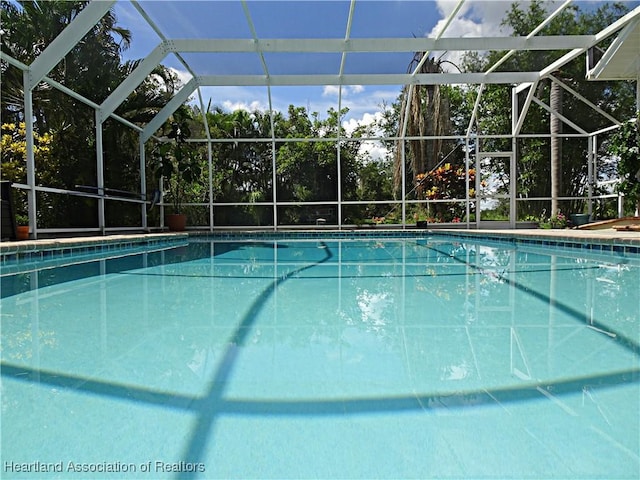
1;237;639;479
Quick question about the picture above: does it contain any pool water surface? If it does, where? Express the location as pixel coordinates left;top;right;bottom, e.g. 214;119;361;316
1;236;639;479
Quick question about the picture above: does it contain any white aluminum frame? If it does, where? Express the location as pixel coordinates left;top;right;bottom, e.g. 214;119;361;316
3;0;639;238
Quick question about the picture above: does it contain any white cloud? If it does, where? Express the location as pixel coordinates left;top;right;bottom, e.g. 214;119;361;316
430;0;514;69
322;84;366;98
343;111;390;163
323;85;340;97
168;67;193;87
221;99;266;112
339;87;399;122
342;111;383;135
435;0;513;36
196;86;271;113
359;142;388;163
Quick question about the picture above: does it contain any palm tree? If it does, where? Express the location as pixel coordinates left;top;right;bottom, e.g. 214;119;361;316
1;0;133;227
1;0;131;128
550;78;563;216
394;54;453;193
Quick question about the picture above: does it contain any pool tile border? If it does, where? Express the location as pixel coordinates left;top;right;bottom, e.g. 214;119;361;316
433;229;640;257
1;229;638;267
193;229;640;256
0;233;188;267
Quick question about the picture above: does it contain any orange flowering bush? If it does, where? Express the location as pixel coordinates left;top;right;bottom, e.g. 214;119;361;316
415;163;479;222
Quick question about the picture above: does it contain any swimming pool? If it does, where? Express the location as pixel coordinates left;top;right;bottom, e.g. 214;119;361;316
1;233;639;479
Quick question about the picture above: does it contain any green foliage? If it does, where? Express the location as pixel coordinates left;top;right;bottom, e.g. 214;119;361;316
356;159;394;202
205;106;274;223
1;0;635;229
1;121;54;186
1;1;182;228
151;110;203;214
456;0;635;220
275;106;361;223
203;103;383;226
609;117;640;212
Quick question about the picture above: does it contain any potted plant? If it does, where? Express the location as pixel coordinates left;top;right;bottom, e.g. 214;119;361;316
539;209;568;229
15;213;29;240
413;208;429;228
152;118;202;231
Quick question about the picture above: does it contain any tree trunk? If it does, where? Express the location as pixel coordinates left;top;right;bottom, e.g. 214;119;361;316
550;80;563;216
394;55;450;193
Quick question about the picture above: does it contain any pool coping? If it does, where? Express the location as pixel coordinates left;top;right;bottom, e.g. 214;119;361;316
1;228;639;264
0;233;189;266
193;228;640;256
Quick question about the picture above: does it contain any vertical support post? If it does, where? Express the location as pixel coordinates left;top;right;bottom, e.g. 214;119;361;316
618;193;625;218
140;136;147;231
95;111;106;234
510;151;516;228
465;136;471;229
592;135;596;216
337;90;343;230
23;71;37;239
208;140;213;232
637;74;639;112
337;141;342;230
271;140;277;230
510;86;517;228
400;85;413;230
159;175;165;230
401;139;406;229
271;117;278;231
636;74;640;217
475;136;480;228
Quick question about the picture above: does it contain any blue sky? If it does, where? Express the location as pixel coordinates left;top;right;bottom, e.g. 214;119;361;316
112;0;637;133
113;0;514;130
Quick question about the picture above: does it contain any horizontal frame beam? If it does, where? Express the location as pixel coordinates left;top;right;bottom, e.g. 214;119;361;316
166;36;596;53
196;72;540;87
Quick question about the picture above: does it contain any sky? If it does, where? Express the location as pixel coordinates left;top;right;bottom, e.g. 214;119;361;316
112;0;637;140
113;0;520;131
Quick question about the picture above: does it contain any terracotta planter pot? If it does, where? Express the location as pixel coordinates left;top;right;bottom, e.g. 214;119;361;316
16;225;30;240
166;213;187;232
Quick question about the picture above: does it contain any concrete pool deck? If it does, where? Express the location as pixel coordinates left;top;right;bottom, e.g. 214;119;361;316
442;227;640;244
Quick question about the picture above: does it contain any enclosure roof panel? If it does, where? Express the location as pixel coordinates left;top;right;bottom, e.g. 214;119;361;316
124;1;639;88
587;18;640;80
7;0;637;133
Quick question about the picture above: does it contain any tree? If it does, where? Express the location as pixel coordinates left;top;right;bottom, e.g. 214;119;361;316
608;117;640;215
550;79;563;216
102;63;181;225
468;0;635;219
1;0;131;126
394;55;457;194
151;106;203;215
1;0;133;227
203;105;280;226
1;1;185;228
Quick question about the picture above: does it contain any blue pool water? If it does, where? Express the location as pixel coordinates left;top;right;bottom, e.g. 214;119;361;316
1;236;639;479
